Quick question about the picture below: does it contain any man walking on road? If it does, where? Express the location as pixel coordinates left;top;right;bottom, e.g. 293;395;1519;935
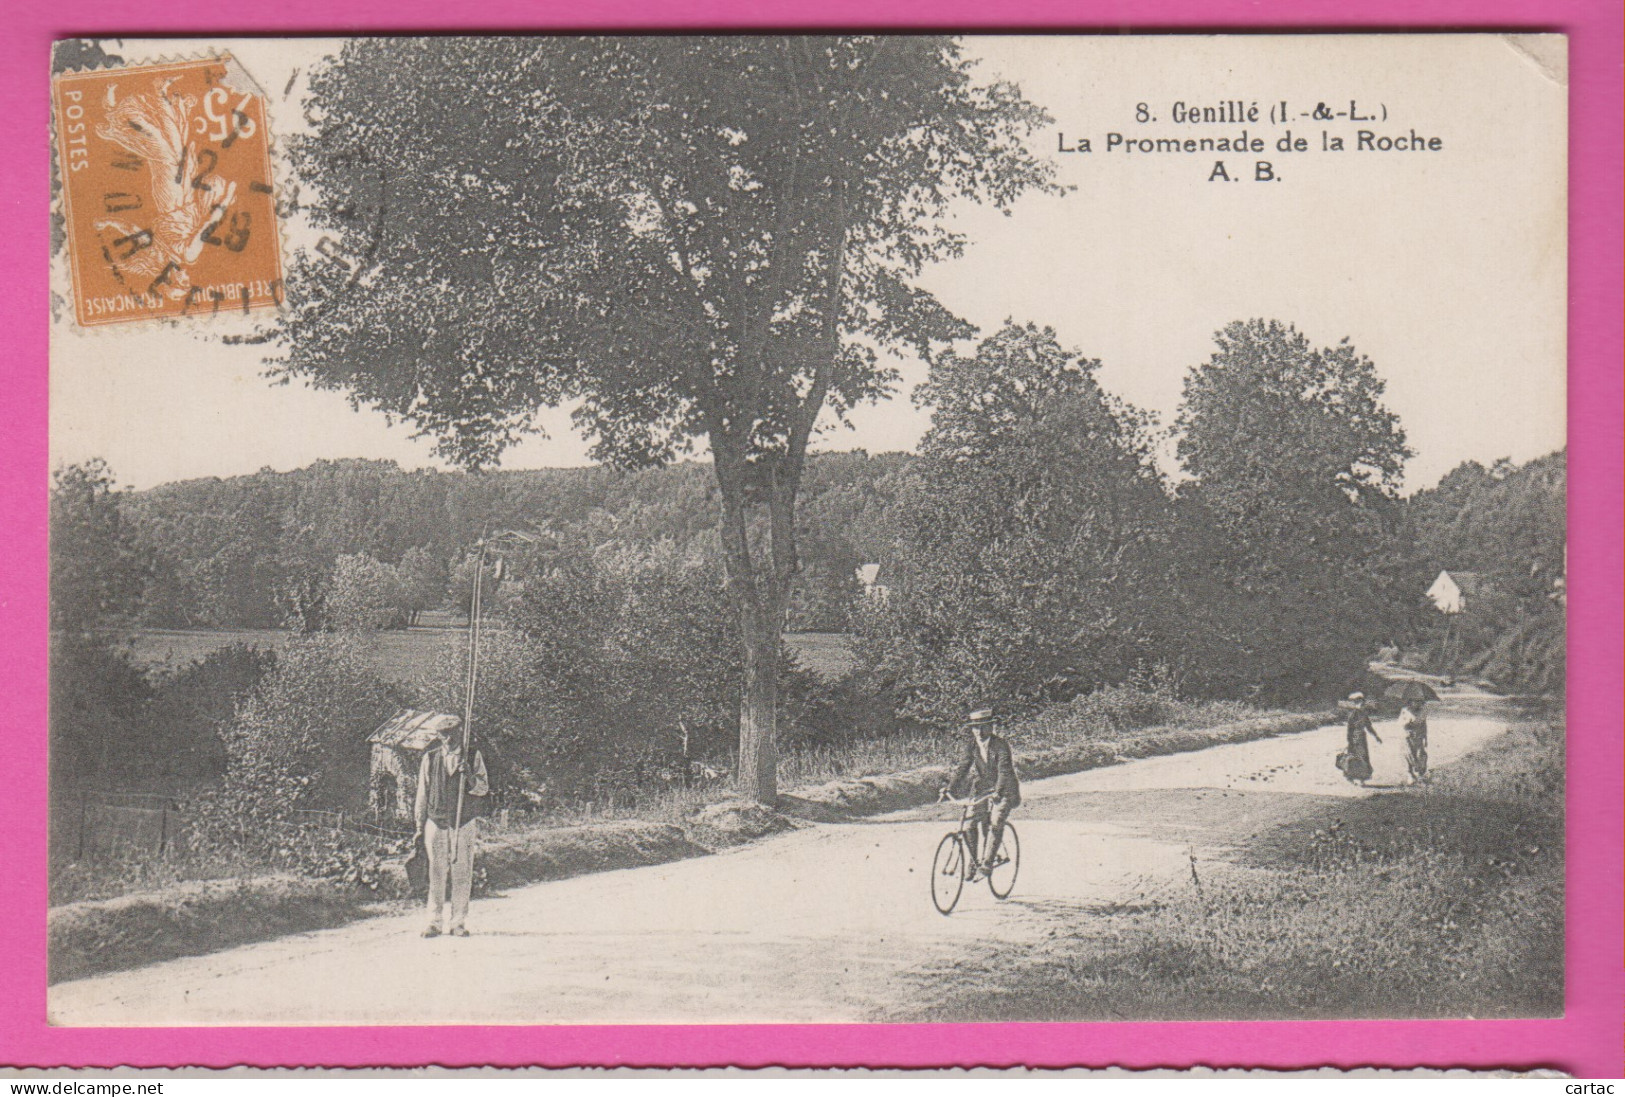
414;718;490;937
941;707;1022;877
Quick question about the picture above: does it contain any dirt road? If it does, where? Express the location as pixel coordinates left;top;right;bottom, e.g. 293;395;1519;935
49;706;1508;1026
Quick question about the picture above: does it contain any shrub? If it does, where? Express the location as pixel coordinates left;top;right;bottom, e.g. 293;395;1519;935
777;662;898;749
414;541;749;804
139;644;277;784
414;627;592;806
324;553;407;630
1465;613;1565;695
49;635;151;790
194;634;398;854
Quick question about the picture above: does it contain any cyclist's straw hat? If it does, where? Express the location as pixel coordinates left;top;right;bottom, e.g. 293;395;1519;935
966;708;997;727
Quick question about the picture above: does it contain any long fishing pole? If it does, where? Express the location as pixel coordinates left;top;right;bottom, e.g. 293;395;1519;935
451;539;485;862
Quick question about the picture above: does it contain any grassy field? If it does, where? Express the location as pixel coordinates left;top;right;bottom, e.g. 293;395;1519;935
117;624;852;685
783;631;859;680
901;703;1564;1021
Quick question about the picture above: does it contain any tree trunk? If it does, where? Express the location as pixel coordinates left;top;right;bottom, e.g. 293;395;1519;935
736;601;780;804
712;446;798;807
711;185;846;807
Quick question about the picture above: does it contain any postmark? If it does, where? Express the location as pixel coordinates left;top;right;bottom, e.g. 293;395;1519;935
52;55;283;327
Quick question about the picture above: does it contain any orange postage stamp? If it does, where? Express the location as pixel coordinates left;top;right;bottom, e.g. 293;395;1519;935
52;55;283;327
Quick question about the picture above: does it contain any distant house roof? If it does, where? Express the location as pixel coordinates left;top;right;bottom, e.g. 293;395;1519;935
1426;569;1496;614
1448;571;1491;598
369;709;460;750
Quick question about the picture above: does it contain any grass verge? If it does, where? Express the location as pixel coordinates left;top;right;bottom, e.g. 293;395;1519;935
900;704;1564;1021
48;875;375;985
786;687;1316;817
49;822;708;984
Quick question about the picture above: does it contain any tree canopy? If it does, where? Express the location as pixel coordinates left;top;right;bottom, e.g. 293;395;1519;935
1173;320;1412;699
857;322;1175;720
257;36;1062;801
50;460;149;634
269;37;1059;471
1177;319;1409;546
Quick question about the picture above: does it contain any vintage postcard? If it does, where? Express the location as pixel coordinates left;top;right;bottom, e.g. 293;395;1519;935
45;33;1568;1031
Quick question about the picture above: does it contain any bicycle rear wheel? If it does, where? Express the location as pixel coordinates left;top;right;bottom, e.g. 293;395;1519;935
931;833;967;915
987;824;1020;899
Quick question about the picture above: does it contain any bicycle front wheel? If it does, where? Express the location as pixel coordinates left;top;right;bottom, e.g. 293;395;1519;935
931;832;967;915
987;823;1020;899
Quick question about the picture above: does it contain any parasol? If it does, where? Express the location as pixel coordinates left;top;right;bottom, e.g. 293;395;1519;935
1383;679;1441;705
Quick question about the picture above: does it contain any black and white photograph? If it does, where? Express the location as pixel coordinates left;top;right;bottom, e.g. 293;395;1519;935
46;33;1567;1026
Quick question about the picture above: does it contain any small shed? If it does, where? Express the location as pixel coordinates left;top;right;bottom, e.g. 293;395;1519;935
368;709;460;822
1426;569;1491;615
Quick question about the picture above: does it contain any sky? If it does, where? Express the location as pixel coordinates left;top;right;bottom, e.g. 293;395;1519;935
50;35;1567;494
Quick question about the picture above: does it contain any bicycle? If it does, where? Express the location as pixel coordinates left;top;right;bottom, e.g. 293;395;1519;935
930;794;1021;915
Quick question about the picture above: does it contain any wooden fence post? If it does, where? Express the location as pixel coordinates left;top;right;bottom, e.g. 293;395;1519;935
158;803;169;857
77;791;88;859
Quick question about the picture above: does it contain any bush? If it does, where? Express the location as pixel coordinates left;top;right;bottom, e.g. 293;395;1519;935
777;662;898;749
49;635;151;790
1054;671;1181;734
414;627;594;807
786;559;859;632
324;553;408;630
194;634;398;854
1465;613;1565;695
415;542;748;804
140;644;277;784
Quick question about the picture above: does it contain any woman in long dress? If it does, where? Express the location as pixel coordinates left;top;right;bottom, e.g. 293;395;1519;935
1336;692;1381;786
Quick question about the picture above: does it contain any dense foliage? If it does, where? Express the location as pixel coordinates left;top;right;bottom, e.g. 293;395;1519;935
408;540;852;802
854;323;1178;722
1171;320;1414;701
48;327;1565;821
418;543;748;801
195;635;398;838
112;454;902;631
50;460;149;634
1402;451;1566;692
253;35;1063;803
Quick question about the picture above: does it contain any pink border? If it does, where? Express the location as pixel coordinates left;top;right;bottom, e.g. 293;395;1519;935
4;0;1620;1077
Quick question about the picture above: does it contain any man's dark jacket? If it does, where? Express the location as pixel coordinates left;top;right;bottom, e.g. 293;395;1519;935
947;733;1022;807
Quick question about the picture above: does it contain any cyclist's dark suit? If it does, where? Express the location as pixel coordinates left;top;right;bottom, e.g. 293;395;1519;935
946;731;1021;867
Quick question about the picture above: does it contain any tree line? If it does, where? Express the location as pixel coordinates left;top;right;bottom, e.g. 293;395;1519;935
52;452;908;636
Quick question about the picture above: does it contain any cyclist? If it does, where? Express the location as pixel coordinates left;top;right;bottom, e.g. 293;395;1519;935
939;707;1022;878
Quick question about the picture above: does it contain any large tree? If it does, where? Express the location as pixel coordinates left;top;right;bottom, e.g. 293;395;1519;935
257;37;1060;802
856;322;1174;721
1173;319;1412;699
